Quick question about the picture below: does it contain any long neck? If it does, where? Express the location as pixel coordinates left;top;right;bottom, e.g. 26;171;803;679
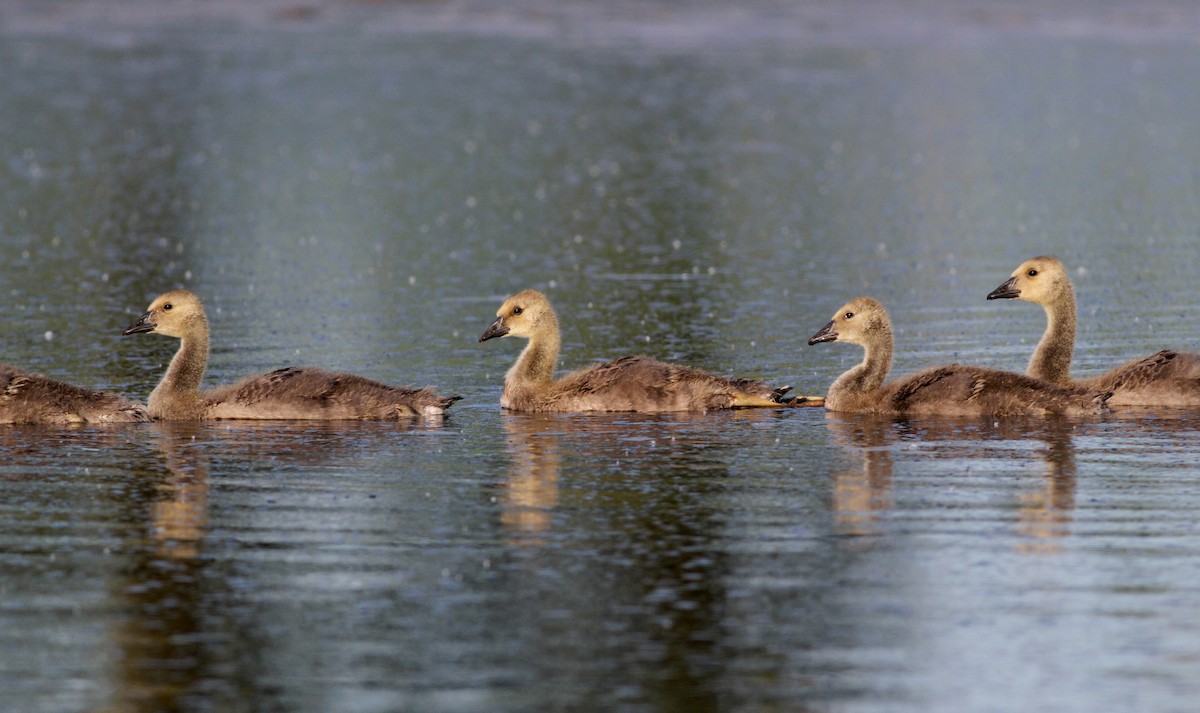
1028;284;1076;385
504;316;560;400
149;318;210;415
830;326;893;401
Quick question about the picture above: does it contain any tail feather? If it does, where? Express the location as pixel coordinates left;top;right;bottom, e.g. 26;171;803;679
418;390;462;416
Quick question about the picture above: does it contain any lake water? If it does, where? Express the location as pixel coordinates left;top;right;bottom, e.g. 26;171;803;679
3;2;1200;711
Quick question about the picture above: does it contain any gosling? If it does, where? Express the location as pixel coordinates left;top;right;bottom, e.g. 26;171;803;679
808;296;1109;417
123;289;459;420
1;364;148;424
988;256;1200;407
479;289;821;412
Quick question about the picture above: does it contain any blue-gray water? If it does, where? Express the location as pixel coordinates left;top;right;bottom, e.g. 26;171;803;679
2;3;1200;711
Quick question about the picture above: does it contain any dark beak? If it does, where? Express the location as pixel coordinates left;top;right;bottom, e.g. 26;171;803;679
987;276;1021;300
122;311;156;336
808;320;838;345
479;316;509;342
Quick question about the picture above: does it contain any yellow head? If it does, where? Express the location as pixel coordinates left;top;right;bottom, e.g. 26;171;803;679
987;256;1070;305
808;296;890;347
479;289;556;342
122;289;207;339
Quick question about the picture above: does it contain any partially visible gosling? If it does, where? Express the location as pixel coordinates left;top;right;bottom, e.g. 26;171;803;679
1;364;148;424
478;289;822;412
988;256;1200;407
123;290;459;420
808;297;1109;417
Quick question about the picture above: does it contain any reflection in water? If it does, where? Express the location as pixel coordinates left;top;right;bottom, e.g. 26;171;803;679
148;423;210;560
824;414;1082;550
901;418;1082;554
497;409;793;541
825;414;895;538
1014;425;1076;553
500;414;561;545
496;411;790;711
103;421;212;713
101;419;448;713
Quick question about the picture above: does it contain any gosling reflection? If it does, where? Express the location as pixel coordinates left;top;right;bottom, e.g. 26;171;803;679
823;415;1083;551
497;409;788;544
498;410;758;709
105;420;212;713
825;414;895;537
105;419;436;712
899;418;1079;553
149;423;210;560
500;414;562;544
1014;421;1077;553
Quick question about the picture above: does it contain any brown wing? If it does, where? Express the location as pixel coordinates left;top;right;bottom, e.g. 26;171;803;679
1;364;148;424
205;367;457;419
542;355;781;412
886;365;1108;417
889;366;956;411
1088;350;1200;406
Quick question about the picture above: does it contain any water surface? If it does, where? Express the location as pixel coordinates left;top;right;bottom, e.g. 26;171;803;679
2;3;1200;712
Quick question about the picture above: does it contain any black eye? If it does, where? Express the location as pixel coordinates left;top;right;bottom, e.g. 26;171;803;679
1027;269;1038;277
844;311;854;319
163;303;173;311
512;306;523;315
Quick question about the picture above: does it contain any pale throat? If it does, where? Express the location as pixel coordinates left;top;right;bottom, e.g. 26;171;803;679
152;321;210;404
858;335;893;391
1030;290;1076;384
834;335;892;396
508;330;560;389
